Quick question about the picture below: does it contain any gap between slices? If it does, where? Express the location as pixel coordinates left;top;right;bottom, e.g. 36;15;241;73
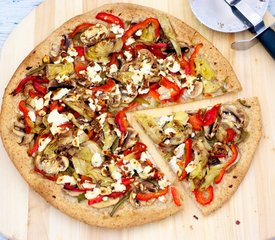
132;97;262;215
0;4;247;227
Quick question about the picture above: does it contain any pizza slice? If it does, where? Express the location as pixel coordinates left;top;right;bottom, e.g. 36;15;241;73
134;97;262;214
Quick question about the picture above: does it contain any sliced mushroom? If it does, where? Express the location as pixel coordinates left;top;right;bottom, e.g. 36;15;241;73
220;104;248;129
121;128;138;150
204;117;220;139
185;81;203;99
136;49;156;66
120;84;138;104
35;155;69;175
48;79;75;91
80;24;109;46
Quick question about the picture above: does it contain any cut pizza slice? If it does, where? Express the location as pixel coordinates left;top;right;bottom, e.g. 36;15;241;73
134;97;262;215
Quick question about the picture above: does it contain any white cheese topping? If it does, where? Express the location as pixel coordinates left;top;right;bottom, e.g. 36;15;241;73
52;88;70;100
125;37;135;46
169;156;181;175
164;127;176;135
158;195;167;203
158;178;170;190
82;182;96;189
85;188;101;200
168;61;181;73
110;24;124;38
135;29;143;36
33;97;44;111
38;137;51;152
158;115;173;127
91;153;103;167
48;109;69;126
124;51;132;61
185;160;197;174
67;47;78;57
111;170;122;181
28;111;36;122
111;181;126;192
56;175;77;185
109;64;118;74
174;143;185;159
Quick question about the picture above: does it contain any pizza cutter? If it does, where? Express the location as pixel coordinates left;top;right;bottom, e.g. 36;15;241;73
189;0;275;59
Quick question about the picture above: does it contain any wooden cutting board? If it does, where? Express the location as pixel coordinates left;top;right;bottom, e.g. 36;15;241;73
0;0;274;239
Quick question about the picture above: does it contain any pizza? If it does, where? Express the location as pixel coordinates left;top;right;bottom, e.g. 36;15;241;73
134;97;262;215
0;3;259;228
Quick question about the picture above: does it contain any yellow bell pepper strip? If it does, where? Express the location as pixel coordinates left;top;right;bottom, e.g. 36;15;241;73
171;186;182;206
215;144;238;184
91;79;116;92
122;18;160;43
96;12;124;29
194;185;214;205
136;186;169;201
18;100;35;134
179;138;193;181
69;23;94;39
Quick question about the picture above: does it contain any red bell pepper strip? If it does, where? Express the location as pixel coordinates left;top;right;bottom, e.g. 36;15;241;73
179;138;193;181
209;153;226;159
80;175;93;183
11;76;49;96
108;192;125;198
136;186;169;201
34;166;59;181
225;128;235;143
74;46;85;56
194;185;214;205
121;178;135;186
88;195;104;205
160;76;181;99
64;183;88;192
74;61;88;78
96;12;124;29
49;101;65;112
33;81;47;95
202;104;221;126
58;122;73;130
123;142;147;159
188;110;203;131
136;43;167;59
171;186;182;206
28;136;40;156
29;89;44;98
115;102;140;133
189;43;203;76
122;18;160;43
108;52;123;67
18;100;35;134
91;79;116;92
69;23;94;39
215;144;238;184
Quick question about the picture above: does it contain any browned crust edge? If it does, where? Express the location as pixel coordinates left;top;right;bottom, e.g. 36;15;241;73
0;3;242;228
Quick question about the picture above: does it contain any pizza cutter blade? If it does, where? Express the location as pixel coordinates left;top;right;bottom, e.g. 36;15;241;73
189;0;275;59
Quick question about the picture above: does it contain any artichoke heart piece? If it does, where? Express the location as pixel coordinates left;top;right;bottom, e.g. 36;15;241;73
203;79;221;94
195;58;216;81
102;123;117;151
72;157;113;185
46;63;74;80
200;164;223;190
63;98;95;121
174;111;189;125
85;39;123;63
135;114;164;144
140;24;156;42
158;15;182;59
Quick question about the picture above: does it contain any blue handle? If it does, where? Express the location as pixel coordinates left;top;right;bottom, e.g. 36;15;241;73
257;27;275;60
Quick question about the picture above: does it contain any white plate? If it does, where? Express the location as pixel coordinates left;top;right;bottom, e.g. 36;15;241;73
189;0;269;33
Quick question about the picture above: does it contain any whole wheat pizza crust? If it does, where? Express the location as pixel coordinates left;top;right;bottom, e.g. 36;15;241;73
186;97;262;215
133;97;262;215
0;3;243;228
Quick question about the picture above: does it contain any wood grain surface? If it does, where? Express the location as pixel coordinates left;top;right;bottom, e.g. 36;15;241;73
0;0;274;239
